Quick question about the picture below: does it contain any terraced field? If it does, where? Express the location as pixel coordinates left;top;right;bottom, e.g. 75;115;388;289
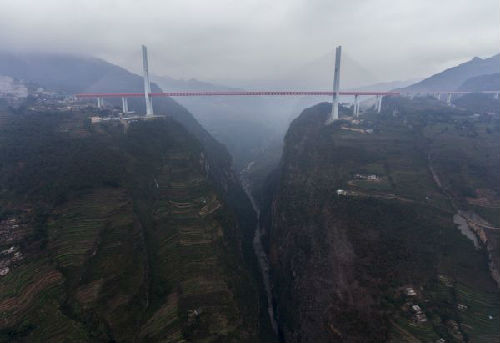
0;113;261;342
456;282;500;342
141;145;244;342
48;189;131;269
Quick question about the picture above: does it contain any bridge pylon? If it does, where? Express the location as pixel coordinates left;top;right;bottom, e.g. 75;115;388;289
142;45;154;116
326;45;342;125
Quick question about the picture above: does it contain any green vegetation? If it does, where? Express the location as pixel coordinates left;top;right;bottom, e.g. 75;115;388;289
263;98;500;342
0;108;264;342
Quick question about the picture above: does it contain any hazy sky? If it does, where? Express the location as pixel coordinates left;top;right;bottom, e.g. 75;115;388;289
1;0;499;86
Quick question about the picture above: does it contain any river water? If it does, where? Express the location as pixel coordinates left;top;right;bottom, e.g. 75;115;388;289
240;164;279;335
453;213;480;248
428;154;480;248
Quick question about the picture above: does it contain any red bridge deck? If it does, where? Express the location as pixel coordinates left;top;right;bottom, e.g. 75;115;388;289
75;91;401;98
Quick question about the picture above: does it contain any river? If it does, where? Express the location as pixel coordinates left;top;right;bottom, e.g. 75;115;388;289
240;163;279;335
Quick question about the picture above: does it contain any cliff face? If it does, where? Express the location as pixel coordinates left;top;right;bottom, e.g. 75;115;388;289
0;108;263;342
262;101;500;342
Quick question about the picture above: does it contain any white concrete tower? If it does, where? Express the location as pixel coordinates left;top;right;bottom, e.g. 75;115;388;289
121;97;129;114
142;45;154;116
326;45;342;124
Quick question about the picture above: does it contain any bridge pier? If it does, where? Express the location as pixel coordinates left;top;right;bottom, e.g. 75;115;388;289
97;97;104;109
437;93;441;101
353;94;360;117
121;97;129;114
495;92;499;99
446;93;452;105
376;95;383;113
326;45;342;125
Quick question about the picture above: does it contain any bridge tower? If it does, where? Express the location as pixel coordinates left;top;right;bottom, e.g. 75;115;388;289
142;45;154;116
326;45;342;124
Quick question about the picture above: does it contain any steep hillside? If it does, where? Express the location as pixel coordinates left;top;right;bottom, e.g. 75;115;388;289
447;73;500;114
403;54;499;92
0;107;268;342
457;73;500;92
261;100;500;342
453;93;500;114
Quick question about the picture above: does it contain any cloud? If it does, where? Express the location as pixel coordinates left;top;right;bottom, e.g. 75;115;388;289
0;0;498;86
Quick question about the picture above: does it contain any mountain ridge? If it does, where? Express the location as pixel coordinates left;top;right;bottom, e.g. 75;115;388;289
402;54;500;92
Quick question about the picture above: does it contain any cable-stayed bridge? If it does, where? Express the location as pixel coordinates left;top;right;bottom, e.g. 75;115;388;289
75;46;500;123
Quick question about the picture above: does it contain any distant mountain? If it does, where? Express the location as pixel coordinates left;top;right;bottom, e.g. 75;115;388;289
0;51;150;94
403;54;500;92
457;73;500;92
223;50;380;91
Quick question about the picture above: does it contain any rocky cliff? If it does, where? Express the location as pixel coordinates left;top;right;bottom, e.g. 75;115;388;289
262;101;500;342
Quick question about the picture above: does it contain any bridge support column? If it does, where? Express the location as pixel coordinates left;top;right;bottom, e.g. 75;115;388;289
376;95;383;113
353;94;360;117
446;93;452;105
97;97;104;109
142;45;154;116
326;45;342;125
495;92;499;99
437;93;441;101
122;97;129;114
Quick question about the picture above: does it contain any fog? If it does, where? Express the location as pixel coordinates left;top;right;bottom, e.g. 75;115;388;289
1;0;499;88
